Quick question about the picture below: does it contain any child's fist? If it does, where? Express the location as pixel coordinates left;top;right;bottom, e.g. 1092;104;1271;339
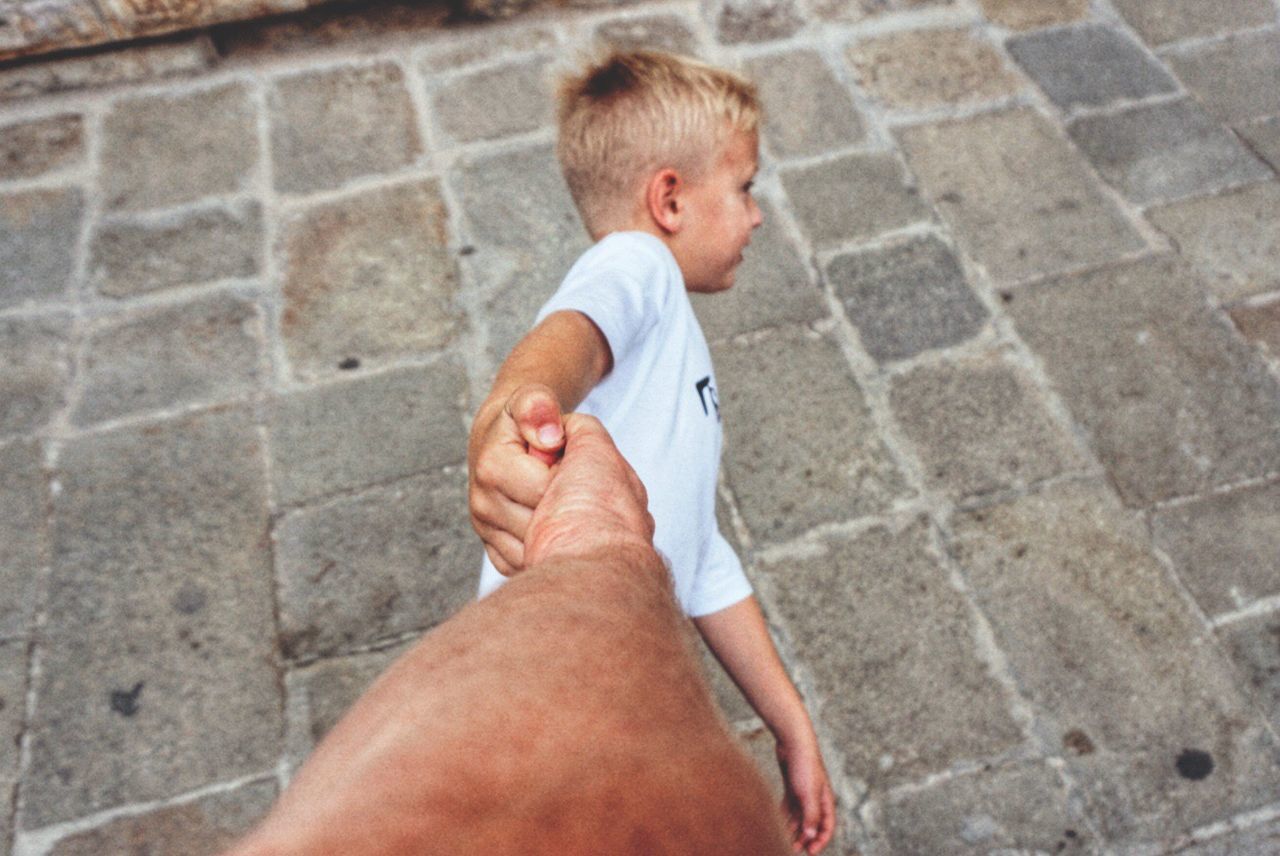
468;384;566;576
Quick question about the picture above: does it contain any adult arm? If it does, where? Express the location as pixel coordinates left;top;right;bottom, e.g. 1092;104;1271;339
227;414;790;856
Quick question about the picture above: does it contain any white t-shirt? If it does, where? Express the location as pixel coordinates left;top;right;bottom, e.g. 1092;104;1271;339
478;231;753;618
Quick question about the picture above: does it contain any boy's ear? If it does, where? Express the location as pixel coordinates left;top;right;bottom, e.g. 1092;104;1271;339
645;168;684;235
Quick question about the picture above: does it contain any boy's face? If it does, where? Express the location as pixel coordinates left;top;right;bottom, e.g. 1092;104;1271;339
677;129;763;293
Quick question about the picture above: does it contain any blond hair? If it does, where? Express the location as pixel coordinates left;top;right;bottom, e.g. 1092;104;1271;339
556;49;760;236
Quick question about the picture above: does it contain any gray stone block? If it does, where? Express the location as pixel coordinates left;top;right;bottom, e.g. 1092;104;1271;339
1005;256;1280;507
809;0;953;24
949;479;1280;846
1218;613;1280;736
709;0;804;45
780;153;930;248
0;440;49;640
279;180;458;380
897;109;1143;284
758;517;1022;789
594;14;699;55
451;145;590;368
27;408;280;827
270;62;422;195
1166;30;1280;125
691;198;826;341
431;57;553;145
90;201;263;297
276;469;478;660
417;27;558;74
0;37;213;103
73;293;262;427
889;351;1086;499
101;83;257;211
976;0;1088;30
1146;182;1280;303
46;778;277;856
746;50;865;159
1175;820;1280;856
288;642;410;760
1067;99;1270;205
827;233;988;363
0;188;83;309
882;762;1092;854
0;638;26;854
846;28;1022;109
0;113;83;180
1230;299;1280;360
268;363;469;507
1112;0;1276;47
1151;480;1280;618
1006;24;1178;111
1237;116;1280;173
714;325;908;543
0;314;70;439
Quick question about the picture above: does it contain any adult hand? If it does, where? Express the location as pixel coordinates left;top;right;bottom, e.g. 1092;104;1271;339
524;412;655;566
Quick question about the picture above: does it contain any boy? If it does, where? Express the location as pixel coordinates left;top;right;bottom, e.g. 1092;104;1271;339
467;50;835;855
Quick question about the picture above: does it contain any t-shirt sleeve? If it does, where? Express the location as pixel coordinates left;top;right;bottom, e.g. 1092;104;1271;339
535;236;668;367
686;530;753;618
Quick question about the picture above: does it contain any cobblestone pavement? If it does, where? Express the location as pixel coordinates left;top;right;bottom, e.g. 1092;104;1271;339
2;0;1279;853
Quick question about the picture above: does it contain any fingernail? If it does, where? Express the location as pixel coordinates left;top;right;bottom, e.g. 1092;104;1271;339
804;827;816;839
538;425;561;445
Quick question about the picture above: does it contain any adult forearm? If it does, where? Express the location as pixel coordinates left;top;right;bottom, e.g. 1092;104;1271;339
232;546;788;856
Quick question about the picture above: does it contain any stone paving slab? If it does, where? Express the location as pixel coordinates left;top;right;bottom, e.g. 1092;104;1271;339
888;349;1087;500
878;761;1093;855
948;479;1280;847
759;516;1023;792
714;325;908;543
975;0;1089;31
897;109;1144;284
1111;0;1277;48
279;180;458;380
1216;613;1280;736
591;13;700;57
26;408;280;828
1237;116;1280;172
1066;99;1270;206
826;233;988;364
781;152;931;249
275;469;477;660
1005;256;1280;507
0;188;83;310
0;638;27;855
430;56;555;145
845;27;1023;110
1146;181;1280;303
100;83;258;212
90;201;264;298
1150;479;1280;617
269;62;423;195
1174;820;1280;856
45;778;277;856
267;363;469;507
1230;298;1280;360
1164;30;1280;126
0;314;70;440
1006;24;1178;113
72;293;262;427
0;113;83;181
0;440;49;641
0;36;214;103
747;49;866;159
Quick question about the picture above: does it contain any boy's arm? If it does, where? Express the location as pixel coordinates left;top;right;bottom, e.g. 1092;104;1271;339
469;310;612;576
694;597;836;855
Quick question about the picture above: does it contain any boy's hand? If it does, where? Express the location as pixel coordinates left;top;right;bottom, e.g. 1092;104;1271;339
468;383;567;575
776;731;836;854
